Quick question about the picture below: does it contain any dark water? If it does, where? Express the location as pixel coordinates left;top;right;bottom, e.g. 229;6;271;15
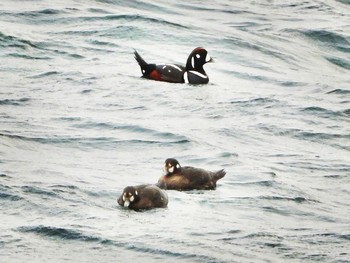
1;0;350;262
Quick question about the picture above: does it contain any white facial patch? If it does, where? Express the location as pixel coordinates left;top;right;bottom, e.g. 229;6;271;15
196;54;200;59
124;200;130;207
122;193;126;201
191;57;195;68
142;69;145;74
168;166;174;173
205;54;211;63
176;164;180;168
135;190;138;196
129;195;134;202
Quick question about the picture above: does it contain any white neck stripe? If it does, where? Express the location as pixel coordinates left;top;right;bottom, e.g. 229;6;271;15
183;71;189;83
168;64;182;72
189;70;208;79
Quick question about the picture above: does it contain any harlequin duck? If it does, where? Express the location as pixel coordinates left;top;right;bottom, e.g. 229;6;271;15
157;158;226;191
134;47;213;84
117;184;168;211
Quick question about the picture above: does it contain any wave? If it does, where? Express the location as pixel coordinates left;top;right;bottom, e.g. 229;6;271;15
0;30;84;60
0;183;23;201
85;14;188;28
29;71;60;79
18;225;104;242
21;186;58;198
258;195;314;203
300;106;350;118
0;192;23;201
336;0;350;4
228;97;281;107
326;56;350;70
0;98;30;106
6;53;51;60
72;121;190;143
0;31;39;49
123;242;218;262
16;12;188;30
17;225;221;261
327;89;350;95
14;8;68;18
0;132;190;148
300;30;350;53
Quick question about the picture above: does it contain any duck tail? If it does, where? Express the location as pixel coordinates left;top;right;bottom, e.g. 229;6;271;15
213;169;226;182
134;50;148;72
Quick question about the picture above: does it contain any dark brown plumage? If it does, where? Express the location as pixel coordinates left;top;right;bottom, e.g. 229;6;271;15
117;184;168;211
157;158;226;191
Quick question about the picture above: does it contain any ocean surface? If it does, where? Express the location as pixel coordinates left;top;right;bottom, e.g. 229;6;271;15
1;0;350;262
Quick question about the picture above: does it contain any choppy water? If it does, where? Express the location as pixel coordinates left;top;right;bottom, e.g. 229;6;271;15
1;0;350;262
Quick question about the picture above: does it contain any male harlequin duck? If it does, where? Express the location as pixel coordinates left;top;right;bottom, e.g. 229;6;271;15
134;47;213;84
157;158;226;191
117;184;168;211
